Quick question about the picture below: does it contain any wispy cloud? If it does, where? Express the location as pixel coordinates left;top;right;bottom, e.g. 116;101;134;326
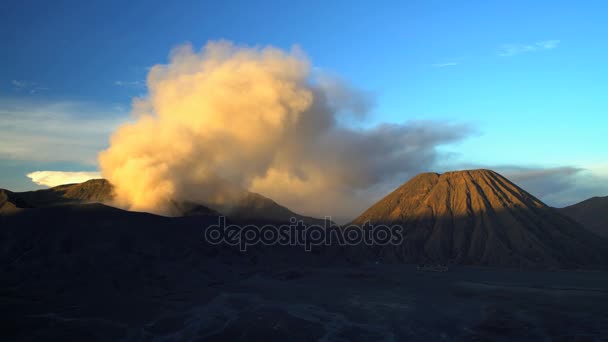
432;62;458;68
498;40;560;57
26;171;101;187
0;98;128;165
114;80;145;88
11;80;49;94
11;80;29;89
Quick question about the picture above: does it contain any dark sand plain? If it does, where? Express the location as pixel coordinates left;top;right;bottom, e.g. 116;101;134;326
2;204;607;341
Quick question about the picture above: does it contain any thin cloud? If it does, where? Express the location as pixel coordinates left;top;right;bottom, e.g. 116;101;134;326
11;80;49;94
114;80;145;88
0;98;128;165
11;80;30;89
498;40;560;57
26;171;101;187
432;62;458;68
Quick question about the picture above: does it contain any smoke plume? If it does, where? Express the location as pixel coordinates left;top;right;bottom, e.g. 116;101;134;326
99;41;470;219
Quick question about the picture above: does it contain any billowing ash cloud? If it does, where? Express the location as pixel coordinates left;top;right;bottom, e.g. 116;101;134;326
27;171;101;187
99;41;472;219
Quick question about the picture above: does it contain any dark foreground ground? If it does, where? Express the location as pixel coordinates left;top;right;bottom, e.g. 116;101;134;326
1;205;607;341
3;264;608;341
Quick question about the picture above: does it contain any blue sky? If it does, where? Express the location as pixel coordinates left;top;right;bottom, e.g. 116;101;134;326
1;0;607;207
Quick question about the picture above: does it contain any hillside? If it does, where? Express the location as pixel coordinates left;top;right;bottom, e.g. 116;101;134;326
2;179;324;224
559;196;608;237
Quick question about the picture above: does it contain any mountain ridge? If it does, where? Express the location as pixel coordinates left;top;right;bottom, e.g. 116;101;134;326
1;179;326;224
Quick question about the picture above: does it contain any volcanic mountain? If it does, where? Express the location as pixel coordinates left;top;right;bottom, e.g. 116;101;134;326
1;179;324;224
558;196;608;238
351;169;607;268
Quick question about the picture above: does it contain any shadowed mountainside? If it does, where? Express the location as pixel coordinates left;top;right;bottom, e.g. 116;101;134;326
1;202;607;340
0;189;33;214
351;169;608;268
1;179;325;224
3;170;607;268
210;191;327;225
558;196;608;238
2;170;608;339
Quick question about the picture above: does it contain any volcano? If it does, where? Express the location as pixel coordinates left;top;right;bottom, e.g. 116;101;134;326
351;169;607;267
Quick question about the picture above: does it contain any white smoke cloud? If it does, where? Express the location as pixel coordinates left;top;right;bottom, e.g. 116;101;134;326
99;41;472;219
27;171;102;187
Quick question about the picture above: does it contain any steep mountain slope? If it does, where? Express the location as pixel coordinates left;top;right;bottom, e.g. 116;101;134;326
558;196;608;237
352;169;607;268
